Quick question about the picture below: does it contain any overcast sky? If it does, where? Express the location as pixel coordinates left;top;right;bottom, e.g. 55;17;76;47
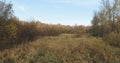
6;0;101;25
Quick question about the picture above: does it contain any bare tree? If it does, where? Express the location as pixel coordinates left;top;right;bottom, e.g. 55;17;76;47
0;0;13;20
91;0;120;37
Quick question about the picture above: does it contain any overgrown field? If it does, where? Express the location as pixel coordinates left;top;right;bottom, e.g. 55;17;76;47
0;34;119;63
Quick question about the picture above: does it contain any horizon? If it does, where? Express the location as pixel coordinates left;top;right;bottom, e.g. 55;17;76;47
6;0;101;26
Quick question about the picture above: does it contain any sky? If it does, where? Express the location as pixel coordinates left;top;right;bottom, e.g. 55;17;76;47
6;0;100;26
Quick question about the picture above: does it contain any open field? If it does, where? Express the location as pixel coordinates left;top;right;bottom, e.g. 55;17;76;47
0;34;119;63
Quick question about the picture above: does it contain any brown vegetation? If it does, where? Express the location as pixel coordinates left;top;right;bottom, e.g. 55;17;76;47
0;34;119;63
0;1;87;50
0;0;120;63
89;0;120;48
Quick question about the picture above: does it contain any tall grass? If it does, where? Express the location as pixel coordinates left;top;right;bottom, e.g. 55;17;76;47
0;34;119;63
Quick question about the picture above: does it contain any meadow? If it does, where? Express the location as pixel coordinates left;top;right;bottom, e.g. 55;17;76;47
0;0;120;63
0;34;119;63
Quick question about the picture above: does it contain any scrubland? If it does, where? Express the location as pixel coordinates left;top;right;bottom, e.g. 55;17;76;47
0;0;120;63
0;34;119;63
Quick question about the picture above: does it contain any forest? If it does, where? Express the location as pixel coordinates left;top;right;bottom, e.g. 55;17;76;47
0;0;120;63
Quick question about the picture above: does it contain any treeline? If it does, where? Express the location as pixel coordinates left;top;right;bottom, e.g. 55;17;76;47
1;0;120;50
0;17;87;50
89;0;120;48
0;1;87;50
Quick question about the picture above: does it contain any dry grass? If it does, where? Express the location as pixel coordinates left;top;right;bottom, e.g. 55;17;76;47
0;34;119;63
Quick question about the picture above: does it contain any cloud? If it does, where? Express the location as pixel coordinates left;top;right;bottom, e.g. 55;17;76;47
49;0;75;3
18;5;26;12
12;1;26;12
46;0;99;6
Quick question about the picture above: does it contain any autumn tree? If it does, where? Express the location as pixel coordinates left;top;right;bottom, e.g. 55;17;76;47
90;0;120;36
0;0;18;48
90;0;120;47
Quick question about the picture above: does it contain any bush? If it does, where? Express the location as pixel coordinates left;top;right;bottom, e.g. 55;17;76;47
0;21;18;49
17;22;39;42
103;32;120;48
